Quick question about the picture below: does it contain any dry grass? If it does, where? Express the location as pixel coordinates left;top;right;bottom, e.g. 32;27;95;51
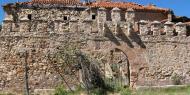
133;86;190;95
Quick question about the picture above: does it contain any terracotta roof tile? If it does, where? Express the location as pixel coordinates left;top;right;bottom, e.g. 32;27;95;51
84;2;169;12
16;1;169;13
31;0;80;5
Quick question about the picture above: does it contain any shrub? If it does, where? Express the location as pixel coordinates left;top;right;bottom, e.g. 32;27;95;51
54;85;69;95
171;73;182;85
90;88;106;95
120;88;131;95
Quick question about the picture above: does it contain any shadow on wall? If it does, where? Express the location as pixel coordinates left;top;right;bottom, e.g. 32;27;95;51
129;31;146;49
104;23;146;49
104;24;121;46
116;25;134;48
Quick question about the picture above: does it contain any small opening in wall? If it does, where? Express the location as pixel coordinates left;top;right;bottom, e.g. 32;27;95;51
27;14;32;20
64;16;68;20
92;14;96;20
173;30;178;36
187;26;190;36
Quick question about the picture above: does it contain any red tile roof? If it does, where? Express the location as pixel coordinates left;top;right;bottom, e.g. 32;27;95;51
14;1;169;13
84;2;169;12
31;0;80;5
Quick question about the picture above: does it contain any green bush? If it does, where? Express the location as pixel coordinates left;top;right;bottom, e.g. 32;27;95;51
54;85;69;95
90;88;106;95
120;88;131;95
54;84;132;95
171;73;182;85
54;85;85;95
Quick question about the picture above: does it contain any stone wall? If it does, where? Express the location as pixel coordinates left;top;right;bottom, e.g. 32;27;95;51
139;36;190;86
0;4;190;94
135;11;168;22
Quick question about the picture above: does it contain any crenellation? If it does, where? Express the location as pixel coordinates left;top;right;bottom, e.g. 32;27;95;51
103;21;128;37
1;1;190;94
98;7;107;35
111;7;121;24
176;22;187;36
138;20;189;37
98;7;107;22
2;11;190;38
151;21;161;36
1;14;13;33
164;21;174;36
139;20;149;36
19;16;31;33
4;14;13;21
126;8;135;24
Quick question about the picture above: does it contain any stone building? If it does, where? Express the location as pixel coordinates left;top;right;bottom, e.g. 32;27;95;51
1;0;190;94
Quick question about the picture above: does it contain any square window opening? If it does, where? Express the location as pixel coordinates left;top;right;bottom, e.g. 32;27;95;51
28;14;32;20
92;14;96;20
64;16;68;20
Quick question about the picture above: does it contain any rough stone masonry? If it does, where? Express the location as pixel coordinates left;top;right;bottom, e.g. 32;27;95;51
1;0;190;94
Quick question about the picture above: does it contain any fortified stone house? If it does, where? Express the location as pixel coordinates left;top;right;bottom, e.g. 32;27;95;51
1;0;190;94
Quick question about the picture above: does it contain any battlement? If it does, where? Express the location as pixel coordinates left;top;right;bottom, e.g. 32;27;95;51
0;7;134;36
139;20;189;37
5;4;166;22
1;6;188;39
2;2;190;94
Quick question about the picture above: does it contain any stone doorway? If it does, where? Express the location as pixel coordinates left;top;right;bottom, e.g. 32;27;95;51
104;48;130;87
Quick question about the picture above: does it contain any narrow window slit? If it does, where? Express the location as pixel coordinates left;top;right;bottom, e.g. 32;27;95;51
27;14;32;20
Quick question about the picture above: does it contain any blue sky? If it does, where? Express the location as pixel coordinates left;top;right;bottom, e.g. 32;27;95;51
0;0;190;24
